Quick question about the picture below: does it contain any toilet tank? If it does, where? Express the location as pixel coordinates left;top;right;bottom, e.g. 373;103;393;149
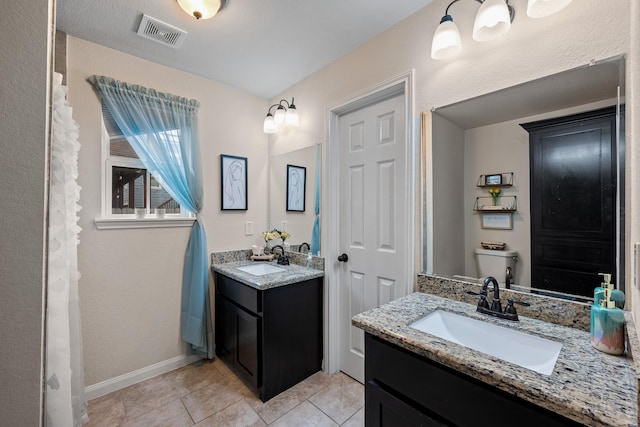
474;248;518;285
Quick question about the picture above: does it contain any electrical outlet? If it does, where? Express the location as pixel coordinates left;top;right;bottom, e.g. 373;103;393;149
281;221;287;230
245;221;253;236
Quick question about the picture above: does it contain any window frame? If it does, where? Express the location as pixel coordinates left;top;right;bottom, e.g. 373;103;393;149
95;112;195;230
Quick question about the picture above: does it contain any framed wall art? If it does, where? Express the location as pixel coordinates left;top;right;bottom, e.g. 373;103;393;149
484;173;503;186
221;154;247;211
286;164;306;212
481;213;513;230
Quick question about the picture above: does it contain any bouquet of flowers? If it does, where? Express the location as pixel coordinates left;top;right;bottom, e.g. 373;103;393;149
262;228;291;243
488;188;501;206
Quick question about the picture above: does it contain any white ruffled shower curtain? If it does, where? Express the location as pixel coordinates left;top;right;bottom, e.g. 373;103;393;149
46;72;88;426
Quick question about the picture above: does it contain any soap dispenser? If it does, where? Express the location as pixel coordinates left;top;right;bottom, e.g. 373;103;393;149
590;274;625;355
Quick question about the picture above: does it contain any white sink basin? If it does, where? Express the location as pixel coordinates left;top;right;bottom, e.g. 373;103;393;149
236;263;286;276
409;310;562;375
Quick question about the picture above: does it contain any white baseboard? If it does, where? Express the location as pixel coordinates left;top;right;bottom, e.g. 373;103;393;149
84;354;201;401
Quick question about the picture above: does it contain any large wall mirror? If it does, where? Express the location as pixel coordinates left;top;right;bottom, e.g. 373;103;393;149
269;144;320;253
423;56;625;301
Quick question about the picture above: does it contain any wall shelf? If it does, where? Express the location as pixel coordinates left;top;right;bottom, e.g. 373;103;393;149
477;172;514;188
474;196;517;212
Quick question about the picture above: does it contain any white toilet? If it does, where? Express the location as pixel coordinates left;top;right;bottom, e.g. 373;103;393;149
474;248;518;286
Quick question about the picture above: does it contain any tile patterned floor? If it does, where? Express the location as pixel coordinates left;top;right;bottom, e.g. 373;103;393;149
85;359;364;426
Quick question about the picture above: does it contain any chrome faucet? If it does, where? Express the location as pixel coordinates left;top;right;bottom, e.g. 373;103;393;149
270;245;290;265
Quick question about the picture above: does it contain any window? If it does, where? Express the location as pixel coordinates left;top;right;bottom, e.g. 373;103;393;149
111;164;146;214
101;104;189;219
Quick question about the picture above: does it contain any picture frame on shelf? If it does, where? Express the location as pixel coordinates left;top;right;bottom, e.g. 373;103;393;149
485;174;502;185
221;154;248;211
481;213;512;230
286;164;306;212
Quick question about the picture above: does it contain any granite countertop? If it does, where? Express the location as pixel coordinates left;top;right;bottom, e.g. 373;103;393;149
352;292;637;427
212;260;324;290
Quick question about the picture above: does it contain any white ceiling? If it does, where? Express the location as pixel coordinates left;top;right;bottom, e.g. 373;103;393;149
435;59;624;129
56;0;432;99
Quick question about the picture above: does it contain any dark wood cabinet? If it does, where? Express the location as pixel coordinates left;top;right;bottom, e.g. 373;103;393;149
214;272;323;401
367;380;448;426
215;295;260;383
365;333;583;427
522;107;622;297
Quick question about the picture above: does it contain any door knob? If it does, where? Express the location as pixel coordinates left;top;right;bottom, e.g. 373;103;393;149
338;253;349;262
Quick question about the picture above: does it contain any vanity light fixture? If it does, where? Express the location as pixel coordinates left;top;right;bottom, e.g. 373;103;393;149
263;98;299;134
472;0;513;42
431;0;572;60
177;0;226;20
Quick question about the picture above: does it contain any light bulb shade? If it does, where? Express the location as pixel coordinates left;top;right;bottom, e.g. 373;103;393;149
263;115;277;134
285;107;299;127
431;16;462;60
274;106;286;125
177;0;223;20
527;0;572;18
473;0;511;41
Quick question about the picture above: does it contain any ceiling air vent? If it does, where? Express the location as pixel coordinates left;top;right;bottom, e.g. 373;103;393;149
136;14;187;48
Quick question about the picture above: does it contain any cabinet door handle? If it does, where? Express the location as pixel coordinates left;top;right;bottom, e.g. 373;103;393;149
338;253;349;262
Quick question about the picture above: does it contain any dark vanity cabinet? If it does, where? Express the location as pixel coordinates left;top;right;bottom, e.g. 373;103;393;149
214;272;323;401
365;334;583;427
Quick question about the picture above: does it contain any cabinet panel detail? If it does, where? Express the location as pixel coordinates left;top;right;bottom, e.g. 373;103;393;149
235;308;259;382
215;273;323;402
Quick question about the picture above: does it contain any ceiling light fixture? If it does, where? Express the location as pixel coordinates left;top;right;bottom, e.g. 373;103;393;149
431;0;572;60
263;98;299;134
177;0;226;20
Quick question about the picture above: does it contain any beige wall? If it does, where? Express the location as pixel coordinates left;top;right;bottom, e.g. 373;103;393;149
268;0;634;314
67;37;269;386
0;1;52;424
463;120;530;284
431;114;465;276
271;0;631;250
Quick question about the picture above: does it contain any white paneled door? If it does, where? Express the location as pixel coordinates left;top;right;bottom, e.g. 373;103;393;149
338;94;408;382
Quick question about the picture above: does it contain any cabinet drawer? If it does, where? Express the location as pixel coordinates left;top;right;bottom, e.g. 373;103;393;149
365;334;581;427
215;273;261;314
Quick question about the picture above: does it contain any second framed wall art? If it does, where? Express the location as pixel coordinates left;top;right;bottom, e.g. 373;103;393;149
221;154;247;210
286;164;306;212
